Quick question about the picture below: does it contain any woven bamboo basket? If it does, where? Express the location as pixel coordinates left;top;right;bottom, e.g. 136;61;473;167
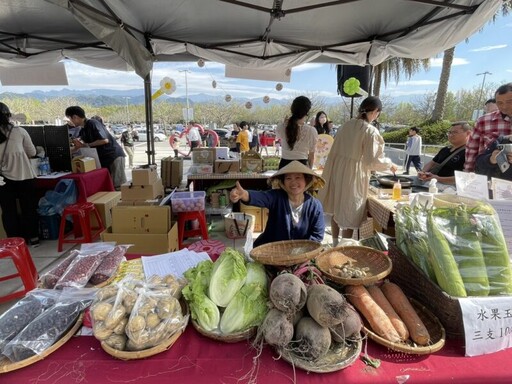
387;240;464;338
100;299;189;360
315;246;392;286
191;318;257;343
0;313;83;374
249;240;323;266
363;298;446;355
277;339;362;373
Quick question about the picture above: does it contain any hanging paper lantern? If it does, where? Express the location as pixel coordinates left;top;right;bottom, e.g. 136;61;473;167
343;77;361;96
225;94;232;102
275;83;283;91
197;59;205;68
212;80;217;89
245;101;253;109
263;95;270;104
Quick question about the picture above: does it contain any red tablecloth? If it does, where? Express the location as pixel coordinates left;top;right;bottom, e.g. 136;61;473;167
2;327;511;384
37;168;114;202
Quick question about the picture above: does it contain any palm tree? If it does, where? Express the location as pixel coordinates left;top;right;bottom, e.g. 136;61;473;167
372;58;430;97
430;2;511;121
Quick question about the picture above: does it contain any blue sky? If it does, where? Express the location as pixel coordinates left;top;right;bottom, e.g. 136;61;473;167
2;14;511;102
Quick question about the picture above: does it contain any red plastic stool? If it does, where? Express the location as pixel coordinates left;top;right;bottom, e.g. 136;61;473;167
58;202;105;252
0;237;38;303
177;210;208;249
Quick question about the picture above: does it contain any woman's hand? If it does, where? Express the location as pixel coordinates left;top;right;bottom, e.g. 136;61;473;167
389;164;398;174
229;181;248;203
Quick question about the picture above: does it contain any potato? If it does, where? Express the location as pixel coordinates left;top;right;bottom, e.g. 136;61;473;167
113;317;128;335
93;321;113;341
146;313;161;329
92;302;112;322
104;334;127;351
122;291;138;313
127;315;146;333
96;286;119;301
105;307;126;329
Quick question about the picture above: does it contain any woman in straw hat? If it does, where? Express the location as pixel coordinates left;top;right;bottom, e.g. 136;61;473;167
229;160;325;247
318;96;397;246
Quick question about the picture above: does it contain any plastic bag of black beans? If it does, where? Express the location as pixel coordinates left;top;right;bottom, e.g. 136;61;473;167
2;288;96;362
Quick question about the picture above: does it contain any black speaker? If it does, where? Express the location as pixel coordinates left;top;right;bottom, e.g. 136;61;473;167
337;65;371;97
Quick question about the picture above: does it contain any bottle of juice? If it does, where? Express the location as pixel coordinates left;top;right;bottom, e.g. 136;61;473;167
392;179;402;200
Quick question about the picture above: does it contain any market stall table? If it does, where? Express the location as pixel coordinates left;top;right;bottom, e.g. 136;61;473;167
367;192;399;234
36;168;115;202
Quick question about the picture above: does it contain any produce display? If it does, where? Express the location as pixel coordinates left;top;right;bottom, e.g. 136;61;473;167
91;274;188;351
182;248;268;337
395;201;512;297
170;191;206;212
258;273;362;367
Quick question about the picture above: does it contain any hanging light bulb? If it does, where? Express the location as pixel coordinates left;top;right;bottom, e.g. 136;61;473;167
275;83;283;91
245;101;253;109
263;96;270;104
225;94;232;102
197;59;205;67
212;80;217;89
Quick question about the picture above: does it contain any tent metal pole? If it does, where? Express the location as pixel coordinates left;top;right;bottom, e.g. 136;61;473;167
143;73;155;165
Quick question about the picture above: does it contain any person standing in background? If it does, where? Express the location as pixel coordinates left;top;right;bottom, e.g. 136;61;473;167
236;121;250;153
120;129;134;168
186;122;201;156
484;98;498;114
403;126;422;174
250;126;259;152
319;96;397;245
228;123;240;153
465;83;512;172
276;96;318;169
0;102;40;246
66;106;127;190
313;111;331;135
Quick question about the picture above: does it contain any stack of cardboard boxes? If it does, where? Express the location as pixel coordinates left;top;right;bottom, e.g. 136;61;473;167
100;166;178;254
161;157;183;189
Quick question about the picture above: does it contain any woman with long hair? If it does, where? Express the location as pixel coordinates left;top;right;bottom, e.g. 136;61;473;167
276;96;318;169
318;96;397;245
314;111;331;135
0;102;40;246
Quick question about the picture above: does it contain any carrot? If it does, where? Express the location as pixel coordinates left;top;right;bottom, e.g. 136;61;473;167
345;285;401;343
380;282;430;346
367;285;409;341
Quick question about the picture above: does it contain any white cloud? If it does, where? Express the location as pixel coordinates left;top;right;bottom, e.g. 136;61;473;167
470;44;507;52
430;57;469;67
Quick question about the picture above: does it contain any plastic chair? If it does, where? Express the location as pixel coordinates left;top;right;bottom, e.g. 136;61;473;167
0;237;38;303
58;202;105;252
177;210;208;249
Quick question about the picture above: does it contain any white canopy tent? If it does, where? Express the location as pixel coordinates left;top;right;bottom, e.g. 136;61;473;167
0;0;502;163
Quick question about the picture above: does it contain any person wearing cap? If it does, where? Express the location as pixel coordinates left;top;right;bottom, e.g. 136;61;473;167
229;160;325;247
319;96;397;245
0;102;40;246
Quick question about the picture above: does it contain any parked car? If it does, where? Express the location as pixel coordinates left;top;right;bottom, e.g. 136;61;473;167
133;129;167;142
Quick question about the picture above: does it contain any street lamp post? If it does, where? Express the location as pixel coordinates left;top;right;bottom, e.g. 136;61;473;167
124;97;131;125
477;71;492;117
179;70;190;128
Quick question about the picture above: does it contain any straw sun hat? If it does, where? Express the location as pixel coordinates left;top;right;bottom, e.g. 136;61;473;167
268;160;325;191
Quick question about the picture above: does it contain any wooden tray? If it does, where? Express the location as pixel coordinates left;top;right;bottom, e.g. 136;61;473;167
315;246;392;286
100;300;189;360
363;298;446;355
0;313;83;374
277;339;362;373
250;240;323;266
191;318;256;343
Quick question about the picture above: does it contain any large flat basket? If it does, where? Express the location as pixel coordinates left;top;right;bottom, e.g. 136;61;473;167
250;240;323;266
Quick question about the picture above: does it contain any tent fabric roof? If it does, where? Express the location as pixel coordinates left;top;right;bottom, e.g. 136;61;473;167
0;0;501;78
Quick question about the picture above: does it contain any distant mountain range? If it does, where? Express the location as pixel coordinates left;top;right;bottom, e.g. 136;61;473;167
0;88;412;107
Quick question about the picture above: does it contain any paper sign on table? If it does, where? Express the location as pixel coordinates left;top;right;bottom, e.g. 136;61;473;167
491;177;512;200
459;296;512;356
454;171;489;200
141;249;211;279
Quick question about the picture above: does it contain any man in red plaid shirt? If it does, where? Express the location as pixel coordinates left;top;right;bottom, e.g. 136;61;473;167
465;83;512;172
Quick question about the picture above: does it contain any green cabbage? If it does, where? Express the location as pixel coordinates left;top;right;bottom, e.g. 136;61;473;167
219;283;268;334
245;262;268;294
208;248;247;307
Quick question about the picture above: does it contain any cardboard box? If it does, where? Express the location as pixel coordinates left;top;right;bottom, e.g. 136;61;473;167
132;165;158;186
215;159;240;174
188;164;213;175
72;156;96;173
240;203;263;232
241;150;263;173
101;221;178;254
117;199;161;206
161;157;183;188
192;148;215;164
112;205;170;234
87;191;122;228
216;147;230;159
120;178;164;201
